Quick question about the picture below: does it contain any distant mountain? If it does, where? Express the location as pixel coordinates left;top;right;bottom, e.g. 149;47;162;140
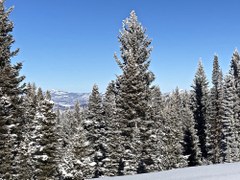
50;89;176;111
50;89;90;111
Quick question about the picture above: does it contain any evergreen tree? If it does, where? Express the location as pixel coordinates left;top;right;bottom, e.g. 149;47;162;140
58;107;81;179
150;86;164;113
30;89;59;179
20;83;38;179
103;81;116;129
84;84;106;178
114;10;155;175
138;86;162;173
148;86;165;171
182;92;202;167
206;55;224;163
57;109;74;179
161;88;187;170
71;123;92;179
74;100;82;125
222;74;238;162
0;1;25;178
229;49;240;161
65;108;76;138
58;100;93;179
230;49;240;82
102;81;121;176
56;108;61;124
191;60;209;159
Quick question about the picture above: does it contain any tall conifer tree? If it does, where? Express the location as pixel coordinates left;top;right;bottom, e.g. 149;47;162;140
149;86;165;170
222;74;237;162
84;84;106;178
191;60;209;159
0;1;25;178
114;10;155;174
30;89;58;179
228;49;240;161
207;55;224;163
20;83;37;179
182;92;202;167
102;81;121;176
161;88;187;169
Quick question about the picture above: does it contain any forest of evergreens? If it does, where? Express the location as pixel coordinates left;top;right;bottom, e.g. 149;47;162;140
1;1;240;179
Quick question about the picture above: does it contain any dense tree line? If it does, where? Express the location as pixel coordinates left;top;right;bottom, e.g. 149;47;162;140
1;1;240;179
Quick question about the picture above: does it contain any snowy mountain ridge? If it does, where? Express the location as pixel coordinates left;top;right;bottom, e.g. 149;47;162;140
50;89;175;111
50;89;90;110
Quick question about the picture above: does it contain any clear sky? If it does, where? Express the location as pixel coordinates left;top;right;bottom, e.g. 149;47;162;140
5;0;240;93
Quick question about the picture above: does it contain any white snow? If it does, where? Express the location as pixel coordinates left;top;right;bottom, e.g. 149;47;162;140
7;124;16;129
89;162;97;167
96;151;103;157
76;160;82;165
50;89;68;95
58;165;74;178
84;120;93;125
96;162;240;180
58;103;72;107
83;141;90;147
34;155;48;161
41;155;48;161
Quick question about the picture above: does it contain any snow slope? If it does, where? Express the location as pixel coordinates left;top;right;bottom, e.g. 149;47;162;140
98;162;240;180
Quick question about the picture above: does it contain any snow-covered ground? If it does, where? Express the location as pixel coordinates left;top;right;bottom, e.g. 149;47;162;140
98;162;240;180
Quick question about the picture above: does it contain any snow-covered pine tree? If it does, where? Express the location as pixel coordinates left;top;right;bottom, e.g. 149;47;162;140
58;106;84;179
230;49;240;82
64;108;76;138
61;110;91;179
222;74;238;162
84;84;106;178
114;10;155;175
56;109;74;178
56;109;71;178
30;89;59;179
182;91;202;167
227;49;240;161
0;1;26;178
57;109;75;179
70;122;92;179
102;81;116;131
19;83;38;179
61;101;82;139
148;86;165;171
137;85;163;173
161;88;187;170
102;81;121;176
150;86;164;113
206;55;224;164
74;100;81;125
58;100;94;179
190;60;209;160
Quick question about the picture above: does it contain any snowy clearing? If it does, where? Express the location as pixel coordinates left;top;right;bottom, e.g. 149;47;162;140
97;162;240;180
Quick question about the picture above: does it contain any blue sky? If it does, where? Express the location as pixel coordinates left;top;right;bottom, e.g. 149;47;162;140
5;0;240;93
